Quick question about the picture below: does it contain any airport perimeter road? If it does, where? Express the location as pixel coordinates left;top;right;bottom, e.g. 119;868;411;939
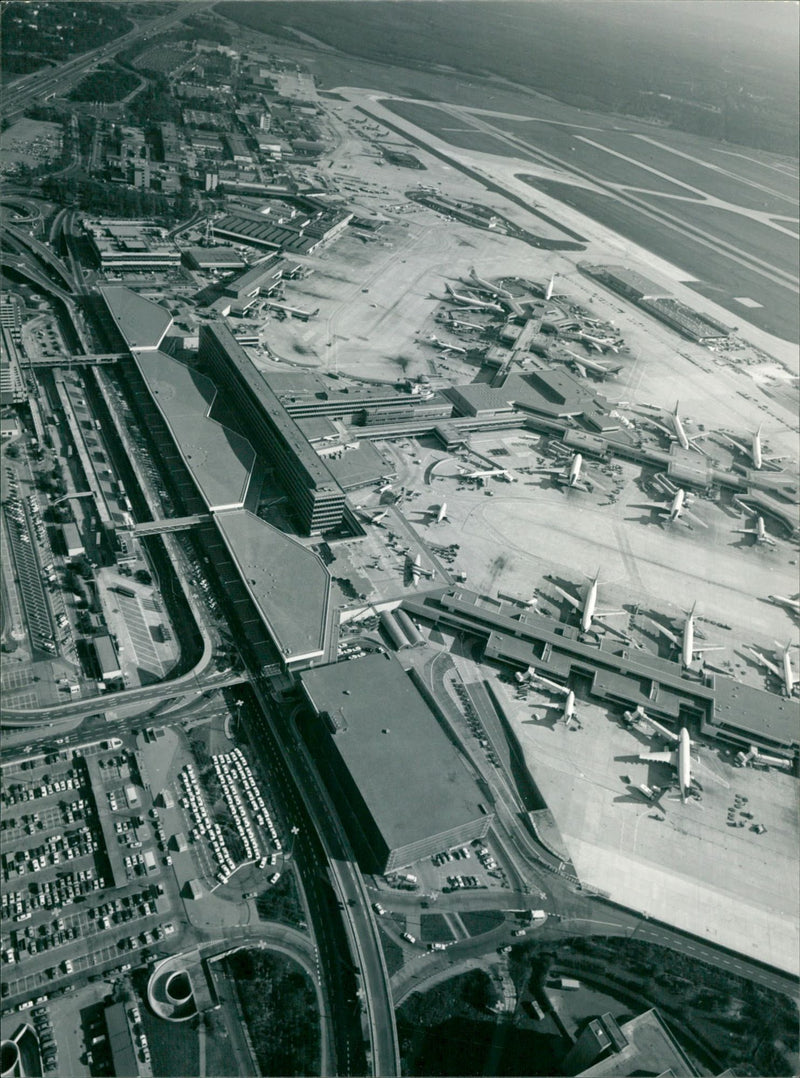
282;702;401;1077
240;682;371;1077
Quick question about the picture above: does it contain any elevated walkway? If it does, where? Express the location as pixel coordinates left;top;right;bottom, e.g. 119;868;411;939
131;514;211;536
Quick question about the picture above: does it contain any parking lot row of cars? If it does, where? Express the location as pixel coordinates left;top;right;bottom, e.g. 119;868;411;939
31;1003;59;1073
178;762;237;883
2;767;84;808
213;748;282;879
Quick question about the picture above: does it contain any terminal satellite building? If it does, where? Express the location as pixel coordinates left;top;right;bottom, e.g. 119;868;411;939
300;652;492;872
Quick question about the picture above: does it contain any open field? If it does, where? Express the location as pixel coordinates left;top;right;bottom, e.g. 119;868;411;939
496;685;799;976
634;193;798;276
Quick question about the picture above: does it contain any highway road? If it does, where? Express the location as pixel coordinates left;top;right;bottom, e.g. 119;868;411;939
1;2;215;124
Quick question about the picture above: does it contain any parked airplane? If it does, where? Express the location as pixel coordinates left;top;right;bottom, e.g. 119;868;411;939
579;332;621;354
733;502;777;546
720;424;786;471
646;602;724;669
652;401;706;454
551;572;625;634
537;452;606;493
544;275;555;301
522;672;578;724
745;641;798;697
637;719;695;802
445;283;504;312
435;502;447;525
425;335;467;355
768;594;800;618
459;467;516;482
554;347;622;380
466;269;525;316
639;474;708;528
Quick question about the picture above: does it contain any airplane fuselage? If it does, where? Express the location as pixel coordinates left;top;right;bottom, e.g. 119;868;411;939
682;613;694;669
568;454;583;487
564;690;575;723
669;488;686;520
751;428;763;470
582;578;598;633
782;648;796;696
677;726;692;800
672;407;690;451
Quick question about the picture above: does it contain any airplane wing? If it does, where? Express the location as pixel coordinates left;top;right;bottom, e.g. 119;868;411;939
594;609;626;619
639;750;677;765
569;359;588;378
551;584;582;611
645;617;680;648
694;645;725;654
682;508;708;529
746;647;781;677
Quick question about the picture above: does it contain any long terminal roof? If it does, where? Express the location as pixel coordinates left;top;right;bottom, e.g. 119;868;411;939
98;284;173;351
200;323;341;493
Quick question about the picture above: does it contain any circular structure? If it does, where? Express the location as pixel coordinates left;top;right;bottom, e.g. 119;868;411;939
0;1039;21;1078
148;962;198;1022
165;970;193;1006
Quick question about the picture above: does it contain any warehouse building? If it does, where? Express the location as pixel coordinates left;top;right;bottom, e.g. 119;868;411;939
300;652;492;872
199;323;345;534
83;219;181;272
94;635;122;682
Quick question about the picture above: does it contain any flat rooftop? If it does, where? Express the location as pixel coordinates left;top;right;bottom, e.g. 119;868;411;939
324;440;391;491
99;284;173;351
134;350;255;512
214;508;330;663
200;323;341;494
579;1010;696;1077
300;652;487;851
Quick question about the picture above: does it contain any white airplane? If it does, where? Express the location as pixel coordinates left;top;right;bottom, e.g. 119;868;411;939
554;347;622;380
551;572;625;634
538;452;606;493
544;275;555;301
579;332;621;355
524;672;578;724
642;475;707;528
637;721;695;802
435;502;447;525
768;594;800;618
426;335;466;355
445;283;504;313
745;641;798;697
443;316;484;331
652;401;706;454
720;424;786;471
459;467;516;482
733;504;777;547
646;602;724;669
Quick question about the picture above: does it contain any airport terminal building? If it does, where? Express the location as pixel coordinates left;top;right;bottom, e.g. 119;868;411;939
300;653;492;872
199;323;346;534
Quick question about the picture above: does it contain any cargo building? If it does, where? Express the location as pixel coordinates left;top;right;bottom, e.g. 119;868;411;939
300;652;491;872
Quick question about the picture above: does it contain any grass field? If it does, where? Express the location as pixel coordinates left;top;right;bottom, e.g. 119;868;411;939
598;131;798;214
139;1006;199;1077
637;193;799;279
460;909;505;937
